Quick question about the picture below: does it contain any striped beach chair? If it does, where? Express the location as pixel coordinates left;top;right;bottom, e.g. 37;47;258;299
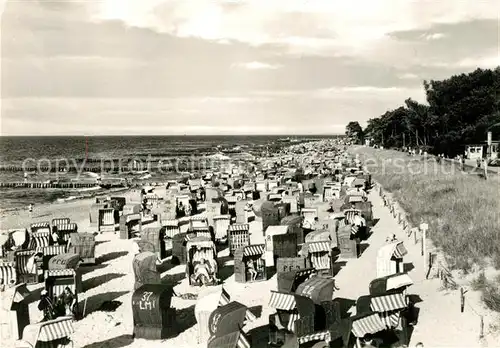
268;291;301;333
192;248;214;263
228;224;250;255
145;194;160;208
14;250;40;284
51;218;70;228
343;209;361;225
297;330;331;346
18;316;74;348
45;269;82;298
53;223;78;244
213;215;231;242
190;215;209;230
42;245;68;258
306;242;331;271
29;231;52;252
350;312;388;339
189;215;211;238
162;219;180;239
0;261;16;286
98;208;116;232
30;222;51;234
226;196;238;214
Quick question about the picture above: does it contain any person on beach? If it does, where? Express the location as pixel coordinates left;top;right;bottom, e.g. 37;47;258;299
177;201;185;218
60;286;76;317
247;259;258;281
353;211;366;228
385;234;397;242
28;203;33;214
353;211;366;239
193;258;211;285
38;290;56;321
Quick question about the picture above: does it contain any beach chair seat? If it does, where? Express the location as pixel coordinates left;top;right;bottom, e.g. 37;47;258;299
52;223;78;244
45;269;79;298
14;250;41;284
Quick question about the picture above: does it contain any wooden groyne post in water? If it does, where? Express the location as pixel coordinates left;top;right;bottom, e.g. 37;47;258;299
0;182;99;189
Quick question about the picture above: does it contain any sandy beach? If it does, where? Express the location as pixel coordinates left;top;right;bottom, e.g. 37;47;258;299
2;182;499;348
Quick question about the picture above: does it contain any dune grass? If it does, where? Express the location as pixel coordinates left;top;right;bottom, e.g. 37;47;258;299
471;272;500;312
351;147;500;272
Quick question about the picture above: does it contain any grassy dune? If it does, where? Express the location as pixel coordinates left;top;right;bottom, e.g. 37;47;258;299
352;147;500;310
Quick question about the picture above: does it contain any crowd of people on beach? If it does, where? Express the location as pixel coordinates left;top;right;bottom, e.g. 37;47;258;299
2;138;442;348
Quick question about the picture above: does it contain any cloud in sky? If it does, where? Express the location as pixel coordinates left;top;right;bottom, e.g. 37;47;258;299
1;0;498;135
232;61;282;70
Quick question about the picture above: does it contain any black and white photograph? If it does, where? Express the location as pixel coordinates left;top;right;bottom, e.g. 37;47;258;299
0;1;499;347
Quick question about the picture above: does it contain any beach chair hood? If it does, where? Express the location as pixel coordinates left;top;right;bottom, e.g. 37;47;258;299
277;268;317;293
296;276;335;305
304;230;330;244
376;241;408;277
47;253;80;271
369;273;413;295
209;301;248;337
21;316;74;348
132;251;160;287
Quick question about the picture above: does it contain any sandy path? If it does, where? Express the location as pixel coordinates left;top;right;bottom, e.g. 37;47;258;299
340;187;499;347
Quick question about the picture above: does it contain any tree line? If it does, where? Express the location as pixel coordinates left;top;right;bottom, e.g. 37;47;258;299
345;67;500;156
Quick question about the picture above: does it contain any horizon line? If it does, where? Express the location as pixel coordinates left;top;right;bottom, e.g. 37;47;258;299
0;133;345;137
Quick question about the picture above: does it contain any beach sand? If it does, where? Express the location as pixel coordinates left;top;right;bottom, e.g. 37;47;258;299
1;187;499;348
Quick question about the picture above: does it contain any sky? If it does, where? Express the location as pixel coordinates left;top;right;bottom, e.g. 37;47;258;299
0;0;499;136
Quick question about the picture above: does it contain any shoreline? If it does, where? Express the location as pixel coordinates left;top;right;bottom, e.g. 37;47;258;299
0;186;134;221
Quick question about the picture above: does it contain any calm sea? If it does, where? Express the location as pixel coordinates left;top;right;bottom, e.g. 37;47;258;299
0;135;332;164
0;135;334;210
